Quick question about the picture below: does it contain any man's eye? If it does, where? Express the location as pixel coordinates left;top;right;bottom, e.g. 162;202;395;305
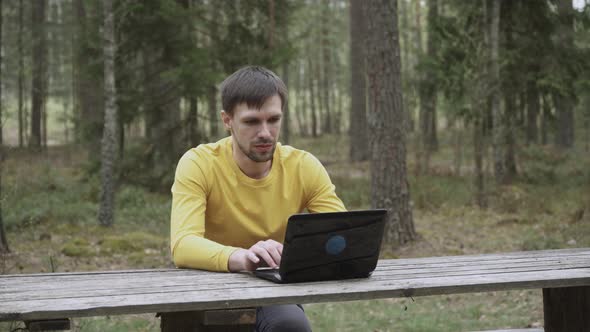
245;120;257;125
269;117;281;123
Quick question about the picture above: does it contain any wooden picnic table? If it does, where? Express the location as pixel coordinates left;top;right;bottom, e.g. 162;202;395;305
1;248;589;331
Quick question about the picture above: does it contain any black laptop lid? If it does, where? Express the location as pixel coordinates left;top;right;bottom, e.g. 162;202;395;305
277;209;387;282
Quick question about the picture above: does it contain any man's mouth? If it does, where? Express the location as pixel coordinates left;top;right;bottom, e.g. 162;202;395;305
254;143;273;152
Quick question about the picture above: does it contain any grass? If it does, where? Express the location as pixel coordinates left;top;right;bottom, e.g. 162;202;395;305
1;133;589;331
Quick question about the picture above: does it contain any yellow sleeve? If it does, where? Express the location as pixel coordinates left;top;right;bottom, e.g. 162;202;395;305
170;151;238;272
303;154;347;213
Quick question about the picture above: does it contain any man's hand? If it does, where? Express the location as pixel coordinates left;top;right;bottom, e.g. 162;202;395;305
228;239;283;272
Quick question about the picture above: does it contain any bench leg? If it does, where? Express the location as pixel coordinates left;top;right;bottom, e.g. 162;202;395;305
159;308;256;332
543;286;590;332
24;319;71;331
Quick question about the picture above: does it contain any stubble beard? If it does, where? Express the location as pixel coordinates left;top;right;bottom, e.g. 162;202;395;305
236;138;276;163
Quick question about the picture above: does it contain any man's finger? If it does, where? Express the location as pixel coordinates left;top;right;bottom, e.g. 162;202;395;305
247;251;260;264
251;246;278;268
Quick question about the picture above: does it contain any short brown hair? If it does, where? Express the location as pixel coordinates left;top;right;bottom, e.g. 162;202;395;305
220;66;288;116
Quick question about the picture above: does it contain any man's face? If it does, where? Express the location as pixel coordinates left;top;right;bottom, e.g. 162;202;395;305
222;95;282;163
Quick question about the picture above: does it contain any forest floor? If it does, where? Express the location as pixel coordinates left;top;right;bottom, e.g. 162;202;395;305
1;133;589;332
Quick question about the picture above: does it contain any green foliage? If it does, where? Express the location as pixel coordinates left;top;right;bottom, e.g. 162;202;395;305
520;233;562;251
411;175;472;210
99;232;164;256
332;176;369;210
61;238;94;257
519;146;568;184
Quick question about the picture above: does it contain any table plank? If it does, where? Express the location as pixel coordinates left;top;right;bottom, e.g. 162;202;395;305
1;248;589;321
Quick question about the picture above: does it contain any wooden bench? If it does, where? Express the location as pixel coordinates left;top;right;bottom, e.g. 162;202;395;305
1;248;589;331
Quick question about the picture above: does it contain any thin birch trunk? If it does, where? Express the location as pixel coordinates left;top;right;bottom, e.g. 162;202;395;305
98;0;118;227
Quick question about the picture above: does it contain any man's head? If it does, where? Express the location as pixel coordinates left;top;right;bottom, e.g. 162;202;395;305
220;66;287;117
220;66;287;164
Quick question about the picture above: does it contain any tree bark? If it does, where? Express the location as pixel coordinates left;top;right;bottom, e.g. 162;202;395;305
320;0;332;134
187;97;200;147
400;0;415;133
418;0;439;173
554;0;576;148
308;58;318;138
281;62;290;145
489;0;504;184
349;0;369;162
18;0;24;147
295;59;307;136
526;80;539;145
208;86;218;138
502;2;516;183
365;0;416;249
31;0;47;149
98;0;118;227
474;116;487;209
74;0;103;160
0;0;8;253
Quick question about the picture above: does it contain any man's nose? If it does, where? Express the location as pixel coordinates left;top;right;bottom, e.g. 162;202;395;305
258;122;271;138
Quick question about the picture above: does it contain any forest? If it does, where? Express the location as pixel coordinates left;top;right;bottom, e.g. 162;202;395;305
1;0;589;331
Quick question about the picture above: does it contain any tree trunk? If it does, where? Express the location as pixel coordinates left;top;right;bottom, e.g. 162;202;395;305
144;46;183;186
418;0;439;173
31;0;47;149
502;2;516;183
365;0;416;249
208;86;218;139
74;0;103;161
295;59;307;136
308;58;318;138
452;117;463;177
320;0;332;134
187;97;200;147
413;0;425;175
489;0;504;184
98;0;118;227
526;80;539;145
18;0;24;147
0;0;8;253
425;0;438;152
555;0;576;148
400;0;415;133
281;62;290;145
474;116;487;209
504;90;517;182
349;0;369;162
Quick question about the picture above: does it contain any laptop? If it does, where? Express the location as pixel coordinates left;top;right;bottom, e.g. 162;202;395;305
253;209;387;283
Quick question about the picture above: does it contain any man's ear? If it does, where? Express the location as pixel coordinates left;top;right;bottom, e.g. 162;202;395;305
221;110;232;131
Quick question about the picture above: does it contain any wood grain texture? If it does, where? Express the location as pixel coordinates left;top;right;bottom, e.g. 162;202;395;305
1;248;589;322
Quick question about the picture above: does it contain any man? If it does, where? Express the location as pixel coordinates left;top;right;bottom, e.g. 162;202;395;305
170;66;345;331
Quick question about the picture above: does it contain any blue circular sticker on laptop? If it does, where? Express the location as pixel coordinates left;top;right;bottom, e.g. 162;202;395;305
325;235;346;255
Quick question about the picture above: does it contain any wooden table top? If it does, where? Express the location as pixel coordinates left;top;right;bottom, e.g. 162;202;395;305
1;248;589;321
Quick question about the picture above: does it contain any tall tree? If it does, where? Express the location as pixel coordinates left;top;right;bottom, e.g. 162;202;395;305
365;0;416;248
320;0;332;134
501;0;516;182
98;0;118;227
349;0;368;162
74;0;103;160
417;0;440;173
554;0;576;148
489;0;504;184
308;57;319;137
0;0;9;253
30;0;47;148
18;0;24;147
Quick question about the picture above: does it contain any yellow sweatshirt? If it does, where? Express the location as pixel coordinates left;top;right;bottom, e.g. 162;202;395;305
170;136;346;272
